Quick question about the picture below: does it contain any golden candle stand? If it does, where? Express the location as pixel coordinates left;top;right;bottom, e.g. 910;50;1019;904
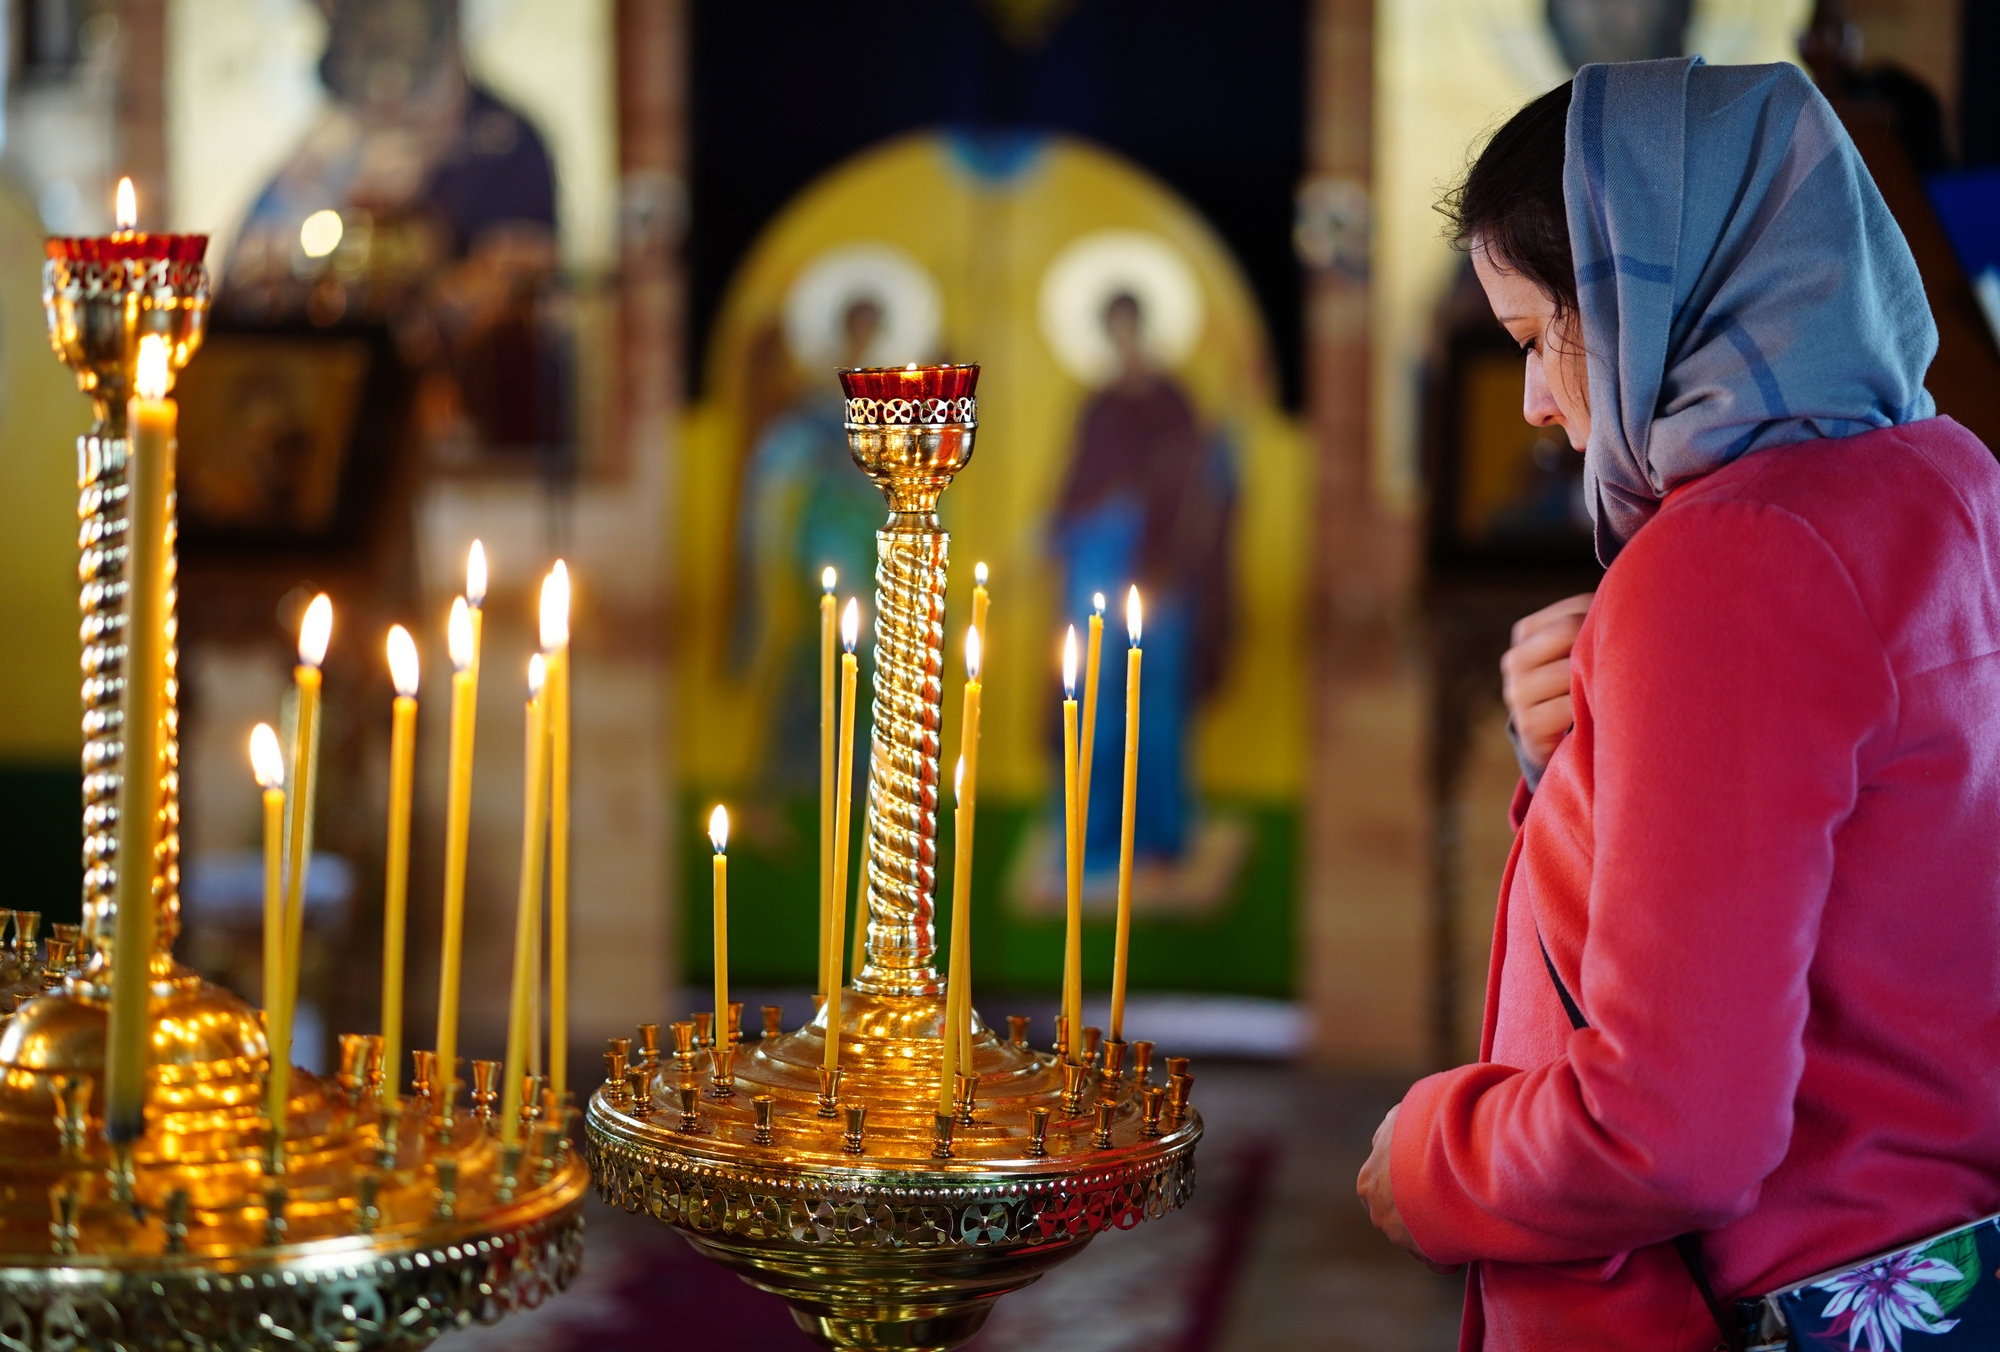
0;229;587;1350
586;365;1204;1352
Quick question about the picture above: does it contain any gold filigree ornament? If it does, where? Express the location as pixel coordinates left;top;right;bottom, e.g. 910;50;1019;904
0;227;586;1350
585;365;1204;1351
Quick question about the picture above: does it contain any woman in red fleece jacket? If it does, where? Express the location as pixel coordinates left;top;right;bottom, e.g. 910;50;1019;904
1357;59;2000;1351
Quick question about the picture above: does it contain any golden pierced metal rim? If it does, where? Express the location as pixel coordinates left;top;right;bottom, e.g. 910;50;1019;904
843;395;978;428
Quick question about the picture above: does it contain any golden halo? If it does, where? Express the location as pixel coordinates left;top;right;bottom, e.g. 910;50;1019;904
1038;228;1205;385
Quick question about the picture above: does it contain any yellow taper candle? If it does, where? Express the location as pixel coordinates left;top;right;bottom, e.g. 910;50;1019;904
105;336;174;1143
952;626;982;1069
710;804;730;1041
381;626;419;1104
274;593;332;1151
819;567;836;1004
1110;587;1144;1043
541;562;571;1102
825;598;860;1072
433;580;480;1119
501;655;551;1148
1060;625;1082;1063
1077;593;1105;874
939;759;968;1114
250;724;285;1107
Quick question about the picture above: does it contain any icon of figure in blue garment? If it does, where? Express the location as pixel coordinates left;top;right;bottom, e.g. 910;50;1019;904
1053;293;1236;873
733;299;887;790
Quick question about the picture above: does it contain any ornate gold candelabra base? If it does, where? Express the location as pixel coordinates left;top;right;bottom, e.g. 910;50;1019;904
589;994;1200;1351
0;971;587;1348
588;365;1202;1350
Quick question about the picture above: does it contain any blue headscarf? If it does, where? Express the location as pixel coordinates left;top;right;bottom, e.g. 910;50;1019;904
1565;57;1937;562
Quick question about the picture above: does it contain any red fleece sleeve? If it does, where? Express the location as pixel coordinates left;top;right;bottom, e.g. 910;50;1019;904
1392;499;1895;1266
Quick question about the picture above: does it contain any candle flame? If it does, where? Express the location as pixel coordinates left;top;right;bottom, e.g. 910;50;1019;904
539;561;570;650
1062;625;1077;698
841;596;860;652
466;540;487;608
1093;591;1106;617
709;803;730;853
975;561;988;588
822;565;836;594
447;596;474;672
965;624;981;681
298;594;333;667
386;624;419;697
249;722;284;789
528;652;546;698
115;177;136;230
954;755;965;806
1127;585;1143;646
133;334;170;401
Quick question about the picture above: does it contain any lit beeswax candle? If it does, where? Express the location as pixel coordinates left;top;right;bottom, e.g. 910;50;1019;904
953;626;983;1069
819;567;836;1003
825;598;860;1072
105;335;175;1143
1111;587;1144;1043
250;724;285;1094
940;758;969;1114
501;656;551;1148
1061;626;1082;1063
1077;592;1104;873
380;626;419;1104
710;805;730;1042
434;585;480;1119
275;593;333;1147
541;563;571;1102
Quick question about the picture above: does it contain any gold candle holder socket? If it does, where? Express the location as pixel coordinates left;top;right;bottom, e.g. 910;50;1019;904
337;1034;368;1098
752;1094;775;1145
762;1005;784;1040
376;1102;403;1169
677;1083;700;1133
1080;1027;1103;1067
604;1049;629;1102
411;1050;437;1104
354;1174;380;1236
165;1188;190;1253
692;1010;714;1050
1008;1014;1030;1048
608;1035;631;1063
363;1034;386;1094
636;1023;661;1068
496;1145;524;1202
1132;1040;1154;1086
432;1159;458;1221
1141;1086;1167;1138
1028;1105;1051;1157
52;1075;90;1159
1100;1038;1127;1086
1166;1055;1190;1080
932;1112;954;1159
709;1043;736;1098
671;1020;696;1071
13;911;39;953
472;1059;501;1124
49;1187;79;1256
625;1067;651;1110
1093;1100;1116;1149
842;1103;867;1155
521;1075;547;1127
1060;1062;1088;1117
262;1186;288;1247
727;1001;744;1043
953;1071;978;1125
1168;1072;1193;1122
536;1117;568;1186
817;1067;842;1118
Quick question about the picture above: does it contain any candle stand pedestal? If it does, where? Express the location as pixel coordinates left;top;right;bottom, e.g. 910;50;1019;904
587;367;1203;1351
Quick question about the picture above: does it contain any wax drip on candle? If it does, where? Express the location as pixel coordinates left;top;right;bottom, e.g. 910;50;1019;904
1062;625;1077;698
387;625;419;697
250;724;284;789
466;541;488;611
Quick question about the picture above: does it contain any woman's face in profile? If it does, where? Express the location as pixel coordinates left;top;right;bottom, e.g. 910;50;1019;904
1471;239;1592;451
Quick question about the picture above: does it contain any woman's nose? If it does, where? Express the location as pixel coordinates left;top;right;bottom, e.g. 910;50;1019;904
1522;352;1565;429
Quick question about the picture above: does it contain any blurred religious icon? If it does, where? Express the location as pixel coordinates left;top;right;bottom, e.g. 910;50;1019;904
216;0;568;465
729;244;944;799
1038;230;1241;902
1544;0;1691;68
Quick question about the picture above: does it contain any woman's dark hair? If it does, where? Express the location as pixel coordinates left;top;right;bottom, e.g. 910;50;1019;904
1442;81;1577;318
